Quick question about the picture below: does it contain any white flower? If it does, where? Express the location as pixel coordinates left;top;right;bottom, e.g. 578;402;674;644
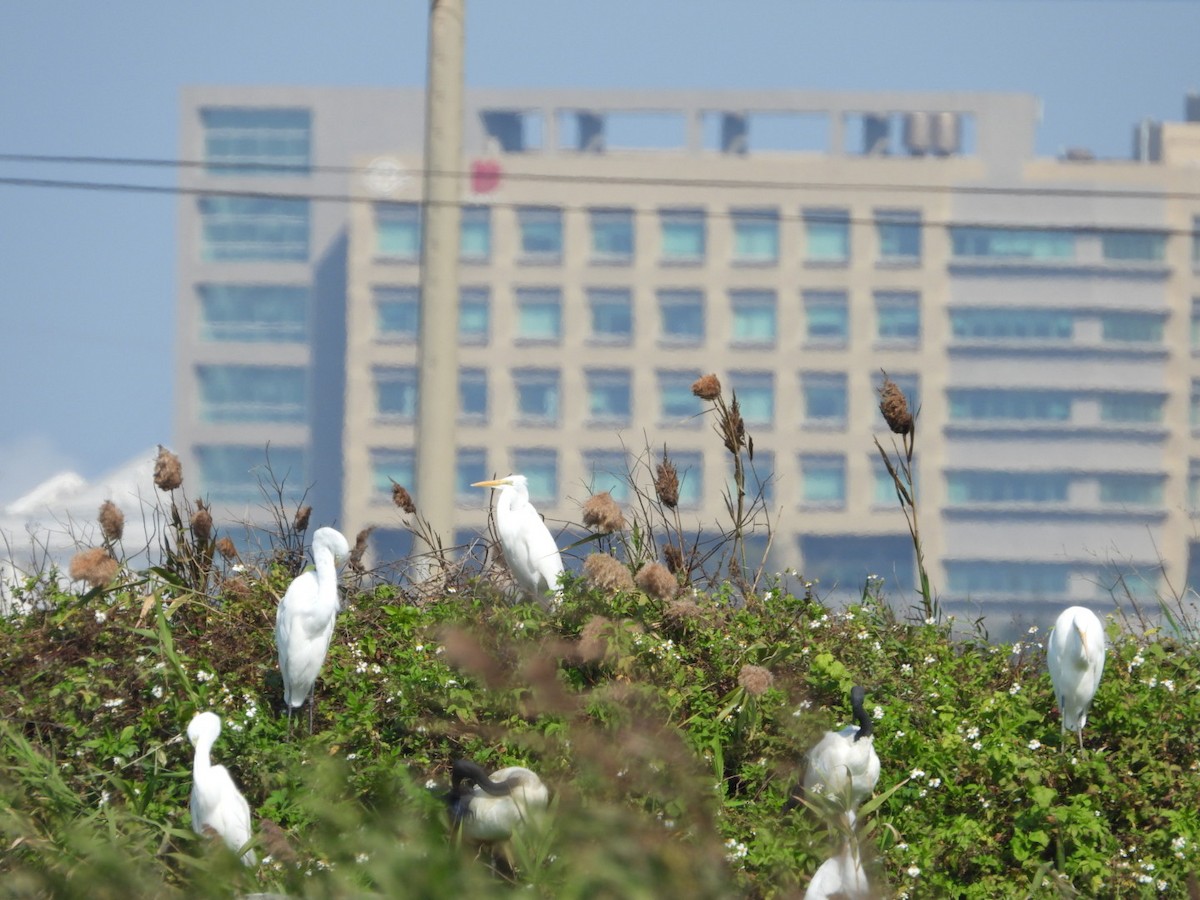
99;790;110;807
909;768;926;780
966;726;980;740
896;842;908;852
356;852;370;863
195;670;213;683
929;777;941;788
1028;739;1042;751
723;838;748;861
1027;625;1039;634
907;865;921;877
150;684;164;700
102;698;124;708
972;741;983;751
1163;679;1175;693
873;706;884;721
923;655;935;665
425;779;438;790
924;617;935;626
1009;683;1021;695
900;664;912;675
94;610;107;623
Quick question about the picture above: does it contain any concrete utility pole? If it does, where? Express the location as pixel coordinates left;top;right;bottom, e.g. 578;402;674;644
415;0;465;554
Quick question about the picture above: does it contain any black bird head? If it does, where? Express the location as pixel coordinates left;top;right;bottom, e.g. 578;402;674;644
446;759;518;826
849;685;873;742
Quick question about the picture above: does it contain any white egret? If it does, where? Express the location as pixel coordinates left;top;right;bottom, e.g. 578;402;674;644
446;758;550;844
187;711;256;866
274;526;351;731
802;685;880;827
472;475;564;608
1047;605;1106;749
804;840;871;900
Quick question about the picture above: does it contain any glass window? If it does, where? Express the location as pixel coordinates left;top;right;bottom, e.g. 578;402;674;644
950;227;1074;260
1101;313;1164;343
514;369;560;426
1190;460;1200;509
1192;300;1200;350
1101;231;1166;262
199;284;308;343
801;372;847;426
873;459;900;506
658;289;705;345
375;285;419;342
804;208;850;262
1193;381;1200;429
948;389;1070;422
804;291;849;345
199;197;309;262
456;448;488;505
1100;393;1164;424
511;448;557;505
375;202;421;260
517;207;563;262
459;206;491;262
945;472;1069;504
946;562;1070;597
801;534;914;596
729;371;774;428
673;451;704;508
459;286;490;345
588;288;633;344
195;444;306;503
584;450;630;503
657;370;703;424
459;368;488;424
374;367;418;421
586;369;632;426
730;290;777;347
800;454;846;507
876;209;921;262
201;107;310;175
1194;217;1200;267
515;287;562;343
1098;474;1163;505
197;365;306;423
660;208;706;263
875;374;921;430
950;308;1073;340
732;208;779;264
730;450;775;504
590;208;634;263
371;449;415;502
875;291;921;344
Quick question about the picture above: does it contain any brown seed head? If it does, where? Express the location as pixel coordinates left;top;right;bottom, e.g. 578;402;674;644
69;547;118;589
216;537;239;561
663;543;685;574
349;527;373;571
391;482;417;515
153;446;183;492
583;553;635;594
721;393;746;454
258;818;298;865
293;504;312;533
738;664;775;697
581;491;627;534
664;597;702;624
692;373;722;402
654;454;679;509
97;500;124;543
190;501;213;545
578;615;613;663
635;561;679;602
878;375;914;436
221;577;252;601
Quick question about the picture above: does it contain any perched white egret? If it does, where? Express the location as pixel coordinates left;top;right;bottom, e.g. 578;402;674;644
187;711;256;866
802;685;880;827
274;526;351;731
472;475;564;608
804;840;871;900
446;758;550;844
1047;605;1106;749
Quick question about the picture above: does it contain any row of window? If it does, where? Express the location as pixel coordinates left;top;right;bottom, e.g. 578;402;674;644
944;562;1159;600
946;471;1165;507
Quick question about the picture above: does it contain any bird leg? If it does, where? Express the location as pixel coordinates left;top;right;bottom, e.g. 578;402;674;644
308;685;316;734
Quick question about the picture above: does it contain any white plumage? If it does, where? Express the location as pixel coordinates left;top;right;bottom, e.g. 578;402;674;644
804;840;871;900
275;527;351;723
447;759;550;843
187;711;256;866
1047;605;1106;748
473;475;564;608
803;685;880;827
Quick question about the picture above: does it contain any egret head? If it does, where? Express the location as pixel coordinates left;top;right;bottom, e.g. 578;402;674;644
312;527;351;565
187;711;222;747
472;474;527;492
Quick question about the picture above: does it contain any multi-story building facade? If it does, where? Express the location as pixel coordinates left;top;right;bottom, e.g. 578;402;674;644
177;87;1200;624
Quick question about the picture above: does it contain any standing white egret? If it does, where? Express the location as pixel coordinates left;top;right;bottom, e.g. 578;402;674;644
187;711;256;866
1047;605;1106;749
804;839;871;900
802;685;880;827
472;475;564;608
274;526;351;731
446;758;550;843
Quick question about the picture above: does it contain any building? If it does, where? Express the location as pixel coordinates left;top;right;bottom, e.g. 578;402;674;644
177;86;1200;623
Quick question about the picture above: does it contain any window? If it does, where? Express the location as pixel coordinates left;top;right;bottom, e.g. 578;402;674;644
873;460;900;506
801;534;914;595
946;472;1069;504
803;291;849;345
673;451;704;508
375;285;419;342
199;197;309;262
458;368;488;424
950;227;1074;260
195;444;306;503
459;206;491;262
800;454;846;507
876;209;921;262
948;390;1070;422
1099;393;1164;424
729;371;774;428
375;203;421;261
514;369;560;425
950;309;1073;341
875;291;920;344
1101;313;1164;343
801;372;848;426
658;289;705;344
584;450;630;503
201;107;310;175
804;208;850;263
660;208;705;263
946;562;1070;597
456;448;488;505
875;374;920;429
587;288;633;344
730;290;777;347
1192;300;1200;351
1098;474;1163;505
731;450;775;504
197;365;306;423
511;449;557;505
1192;381;1200;429
590;208;634;263
586;370;632;426
732;208;779;264
657;370;703;424
1191;460;1200;510
1194;217;1200;267
515;287;562;343
371;449;414;502
199;284;308;342
1101;231;1166;262
374;367;418;421
517;207;563;262
459;286;490;345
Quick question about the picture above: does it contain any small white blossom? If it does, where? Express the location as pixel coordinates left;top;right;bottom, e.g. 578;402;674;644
724;838;748;861
94;610;107;623
923;655;935;665
1028;739;1042;751
150;684;164;700
1009;683;1021;695
910;768;926;781
972;741;983;751
929;777;941;788
1027;625;1039;634
195;670;213;683
425;779;438;790
924;617;935;626
966;726;980;740
900;664;912;675
356;853;370;864
99;790;110;807
907;865;921;877
102;698;124;708
1163;679;1175;693
873;706;884;721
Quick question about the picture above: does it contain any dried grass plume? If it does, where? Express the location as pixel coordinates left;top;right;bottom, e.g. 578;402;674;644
97;500;124;543
293;505;312;533
635;561;678;602
349;527;373;573
190;501;213;545
582;491;627;534
153;445;183;492
69;547;118;589
654;453;680;510
391;482;417;515
692;373;722;401
216;537;239;562
583;553;635;593
878;374;914;436
737;664;774;697
663;543;685;574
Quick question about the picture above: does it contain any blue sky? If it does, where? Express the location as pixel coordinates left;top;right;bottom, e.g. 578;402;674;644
1;1;1197;503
